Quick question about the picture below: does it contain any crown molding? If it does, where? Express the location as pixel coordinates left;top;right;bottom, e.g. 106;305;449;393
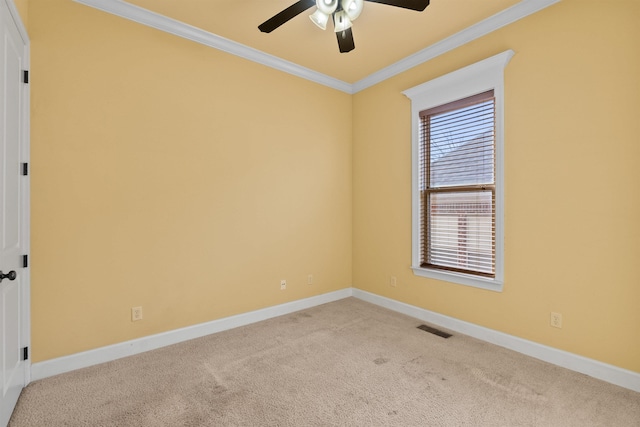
352;0;561;92
74;0;560;95
73;0;353;94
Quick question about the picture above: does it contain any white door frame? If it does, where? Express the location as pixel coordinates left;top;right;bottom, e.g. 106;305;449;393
12;0;31;386
4;0;30;399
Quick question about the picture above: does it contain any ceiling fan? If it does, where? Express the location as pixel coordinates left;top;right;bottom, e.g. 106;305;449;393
259;0;430;53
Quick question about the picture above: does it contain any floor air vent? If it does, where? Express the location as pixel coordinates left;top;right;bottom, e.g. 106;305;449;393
417;324;452;339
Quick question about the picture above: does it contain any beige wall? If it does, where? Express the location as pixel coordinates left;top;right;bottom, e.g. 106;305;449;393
29;0;352;362
27;0;639;375
353;0;640;373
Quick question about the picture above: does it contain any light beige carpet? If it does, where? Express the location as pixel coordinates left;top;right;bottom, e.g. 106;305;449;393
10;298;640;426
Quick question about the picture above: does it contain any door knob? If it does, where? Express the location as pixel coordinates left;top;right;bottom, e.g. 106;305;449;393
0;270;17;282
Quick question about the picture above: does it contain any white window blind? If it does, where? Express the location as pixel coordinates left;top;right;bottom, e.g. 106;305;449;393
419;90;495;277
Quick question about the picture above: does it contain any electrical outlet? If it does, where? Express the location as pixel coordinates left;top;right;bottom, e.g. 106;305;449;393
280;279;286;290
390;276;397;288
308;274;313;285
550;312;562;328
131;306;143;322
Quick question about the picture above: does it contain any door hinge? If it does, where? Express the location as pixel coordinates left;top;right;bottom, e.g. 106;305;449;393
22;347;29;361
22;70;29;84
22;163;28;176
22;254;28;268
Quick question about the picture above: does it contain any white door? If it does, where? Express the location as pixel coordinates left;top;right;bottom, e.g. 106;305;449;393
0;0;29;425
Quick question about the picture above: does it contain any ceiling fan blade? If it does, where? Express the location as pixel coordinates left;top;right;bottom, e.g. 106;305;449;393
364;0;429;12
259;0;317;33
336;28;355;53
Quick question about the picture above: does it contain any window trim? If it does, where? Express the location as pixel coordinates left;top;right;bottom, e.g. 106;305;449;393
403;50;514;292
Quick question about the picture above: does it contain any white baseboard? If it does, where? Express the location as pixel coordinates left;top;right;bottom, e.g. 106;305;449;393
32;287;640;393
352;288;640;393
31;288;353;381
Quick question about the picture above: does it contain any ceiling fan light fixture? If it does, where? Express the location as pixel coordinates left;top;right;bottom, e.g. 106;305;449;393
333;10;352;33
309;9;330;30
316;0;338;15
341;0;363;21
258;0;431;53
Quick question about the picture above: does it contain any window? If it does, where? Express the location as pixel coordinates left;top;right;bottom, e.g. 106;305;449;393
403;50;513;291
421;91;495;277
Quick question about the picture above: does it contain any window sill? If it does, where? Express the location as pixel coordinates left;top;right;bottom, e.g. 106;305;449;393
411;266;503;292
